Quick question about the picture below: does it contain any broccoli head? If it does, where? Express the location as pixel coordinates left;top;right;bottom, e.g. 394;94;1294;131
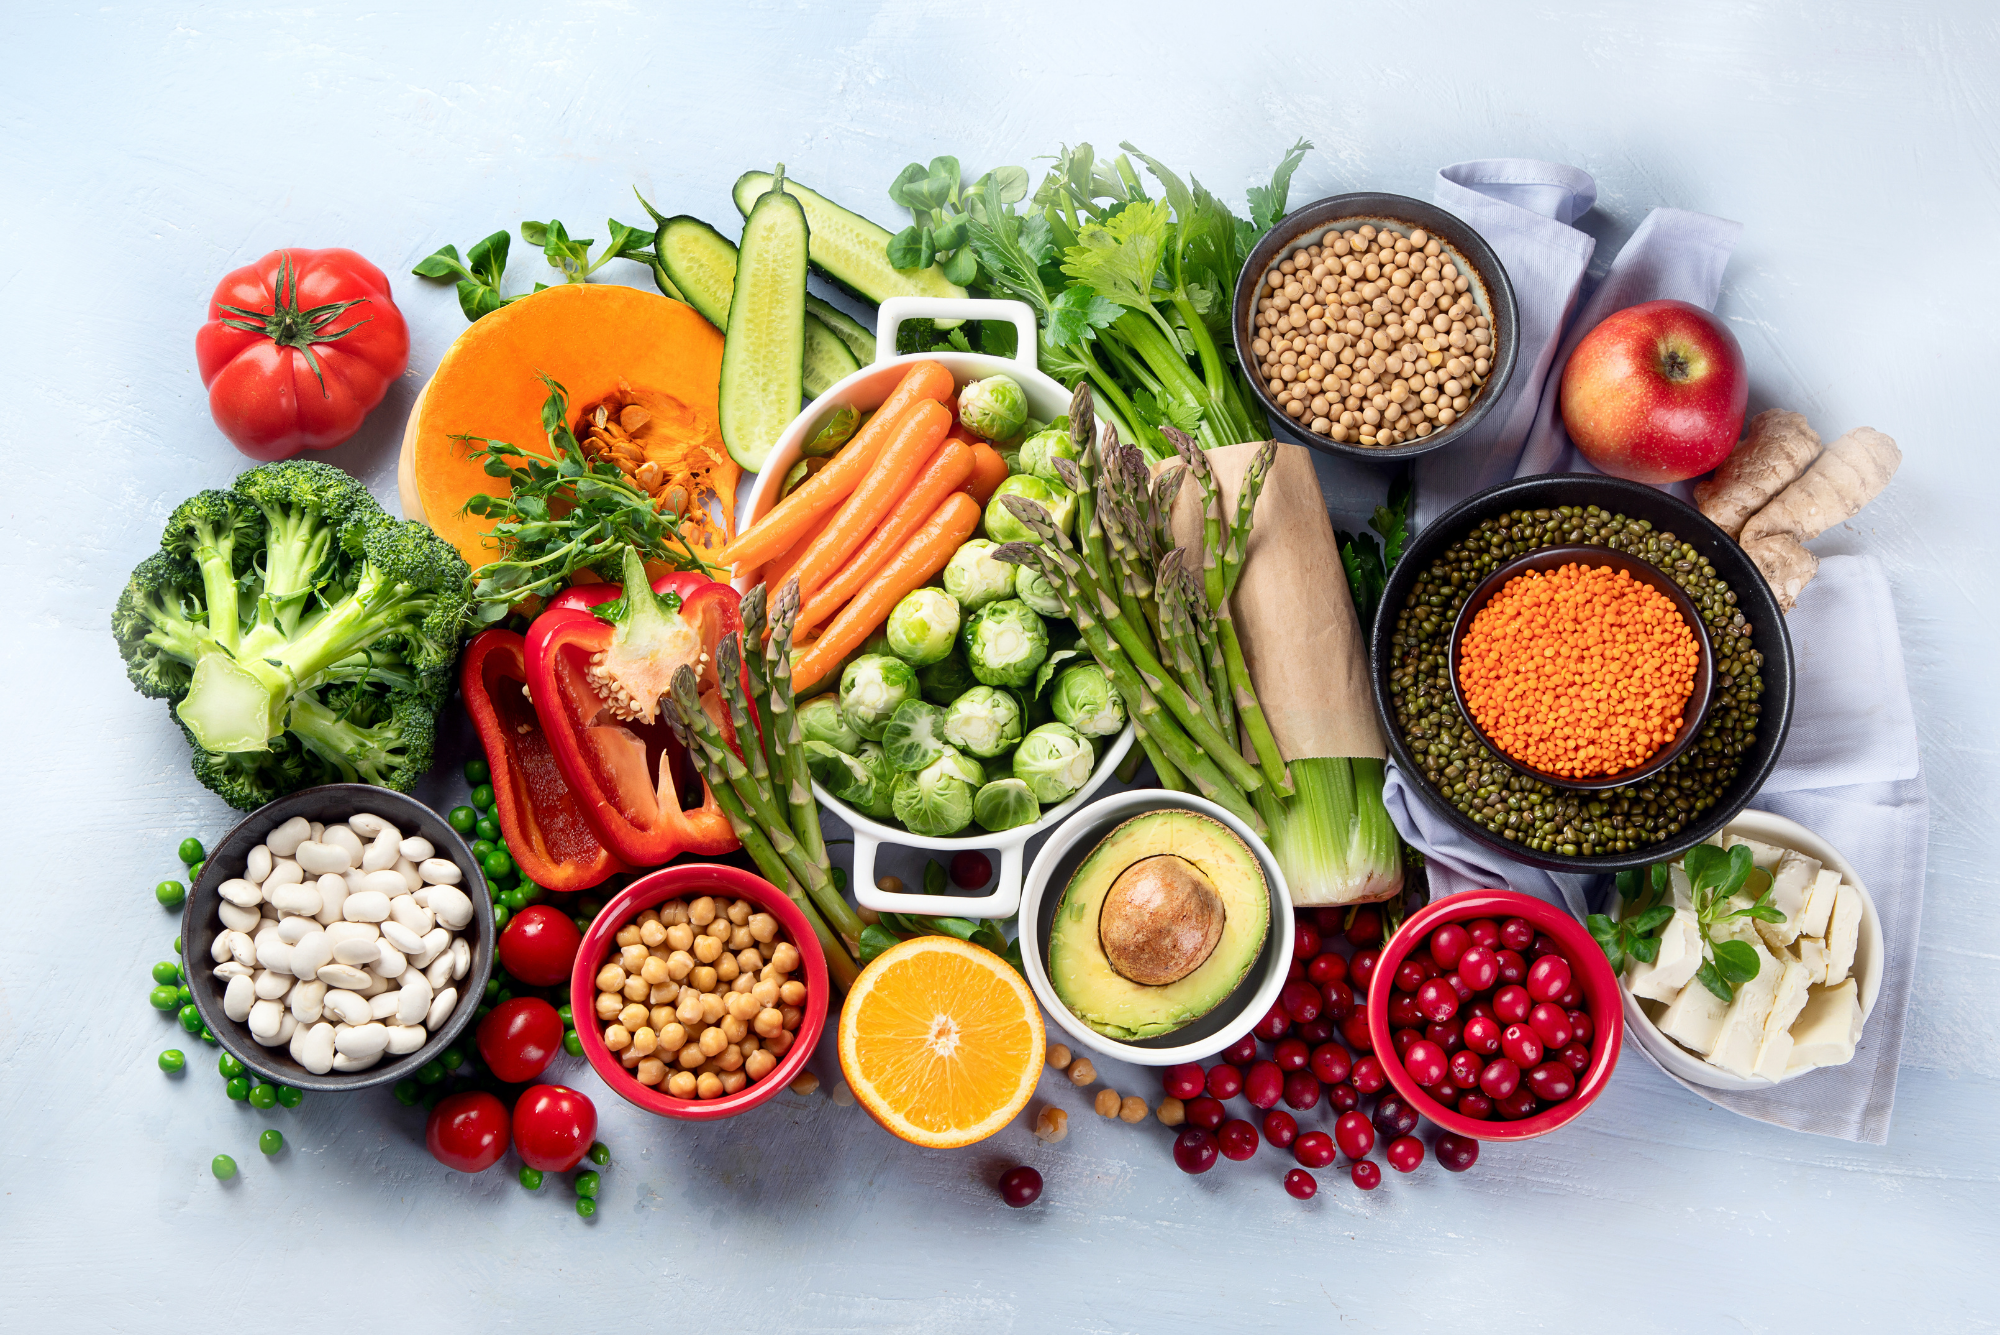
112;552;215;701
288;683;438;794
160;489;262;653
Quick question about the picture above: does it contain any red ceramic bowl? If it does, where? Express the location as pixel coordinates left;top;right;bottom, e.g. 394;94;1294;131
571;863;829;1122
1365;889;1622;1141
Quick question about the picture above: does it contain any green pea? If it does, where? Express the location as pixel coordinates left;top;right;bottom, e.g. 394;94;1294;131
517;882;543;904
259;1129;284;1156
475;816;502;843
470;839;496;861
420;1088;446;1113
179;837;206;865
158;1049;186;1074
219;1053;246;1078
562;1031;583;1058
149;985;181;1011
275;1085;303;1109
465;758;491;785
831;866;848;894
474;1005;493;1023
579;899;604;919
173;935;182;955
392;1079;422;1107
492;987;513;1005
587;1141;610;1167
470;784;496;811
212;1154;237;1180
416;1061;446;1086
156;880;187;909
519;1167;544;1190
573;1170;600;1198
556;1003;573;1025
200;1027;218;1046
188;861;204;882
448;806;478;835
225;1077;250;1101
176;986;193;1006
178;1006;204;1034
248;1083;278;1110
572;916;593;935
575;1197;597;1219
440;1046;465;1070
482;849;514;879
502;887;530;910
492;906;511;931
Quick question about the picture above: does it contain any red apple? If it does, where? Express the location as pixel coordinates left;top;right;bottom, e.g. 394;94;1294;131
1560;299;1747;484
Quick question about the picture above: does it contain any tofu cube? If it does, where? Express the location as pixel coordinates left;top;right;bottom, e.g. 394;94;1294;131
1668;864;1695;914
1799;868;1841;939
1627;911;1705;1003
1751;958;1813;1080
1786;979;1862;1072
1756;849;1820;948
1797;937;1830;985
1708;942;1783;1078
1658;979;1730;1056
1824;883;1863;986
1712;893;1763;946
1723;834;1785;872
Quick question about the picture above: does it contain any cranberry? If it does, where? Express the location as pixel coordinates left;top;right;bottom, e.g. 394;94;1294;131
1341;1013;1374;1053
1221;1032;1258;1067
1463;1014;1502;1056
1479;1057;1521;1100
1435;1133;1479;1172
1393;959;1426;994
1403;1040;1448;1088
1388;993;1424;1030
1430;923;1470;969
1273;1037;1310;1072
1373;1093;1419;1139
1526;954;1572;1003
1309;1042;1351;1085
1350;949;1380;991
1493;985;1532;1024
1465;917;1500;950
1449;1049;1485;1089
1496;1087;1541;1120
1294;1131;1336;1169
1500;1024;1544;1069
1185;1095;1226;1131
951;851;993;889
1308;951;1348;987
1497;915;1533;951
1457;1092;1494;1119
1416;978;1459;1023
1350;1159;1382;1190
1280;980;1322;1025
1531;933;1561;958
1319;980;1356;1021
1244;1060;1285;1109
1333;1110;1375;1159
1285;957;1305;983
1567;1010;1594;1045
1314;906;1346;935
1173;1128;1220;1174
1294;921;1322;962
1527;1061;1576;1102
1386;1135;1425;1173
1457;946;1500;992
1325;1081;1360;1112
1495;949;1527;985
1351;1055;1387;1094
1262;1109;1299;1149
1162;1063;1205;1100
1344;907;1381;947
1412;953;1442;981
1527;1002;1572;1049
1254;1003;1292;1042
1218;1118;1259;1161
1391;1027;1420;1059
1283;1071;1322;1111
1559;1041;1591;1074
1206;1064;1243;1101
1297;1016;1335;1044
1425;1020;1464;1054
1444;972;1474;1002
1557;984;1583;1009
998;1164;1042;1206
1466;1000;1496;1022
1284;1168;1319;1200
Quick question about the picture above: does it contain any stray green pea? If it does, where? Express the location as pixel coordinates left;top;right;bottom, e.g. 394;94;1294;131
465;758;491;785
248;1083;277;1110
475;815;502;843
158;1049;186;1075
420;1088;446;1113
173;935;182;955
470;784;496;811
579;899;604;919
416;1061;446;1086
149;985;181;1012
200;1027;219;1046
482;849;515;880
519;1167;544;1190
219;1053;246;1078
556;1003;573;1025
448;806;478;835
572;916;593;935
587;1141;610;1167
575;1197;596;1218
225;1077;250;1101
275;1085;303;1109
178;1006;204;1034
470;839;496;861
831;866;848;894
156;880;187;909
492;906;511;931
176;985;193;1006
518;882;543;903
259;1129;284;1156
440;1046;465;1070
392;1079;422;1107
188;861;204;882
179;837;206;865
573;1170;600;1198
562;1031;583;1058
502;887;530;910
212;1154;237;1180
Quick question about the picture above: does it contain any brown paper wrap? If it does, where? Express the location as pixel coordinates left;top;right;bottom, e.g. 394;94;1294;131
1168;442;1384;762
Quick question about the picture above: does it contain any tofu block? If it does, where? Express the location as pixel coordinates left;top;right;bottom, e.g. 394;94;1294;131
1786;979;1862;1072
1668;864;1695;914
1712;893;1763;946
1824;883;1862;985
1708;942;1783;1078
1658;978;1730;1056
1797;936;1829;985
1628;911;1705;1002
1758;848;1820;947
1723;834;1785;872
1752;958;1813;1080
1799;868;1841;939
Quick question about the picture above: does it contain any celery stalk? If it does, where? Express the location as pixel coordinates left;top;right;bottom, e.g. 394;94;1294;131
1275;758;1404;906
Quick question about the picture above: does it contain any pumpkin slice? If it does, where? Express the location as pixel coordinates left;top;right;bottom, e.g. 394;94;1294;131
402;283;735;569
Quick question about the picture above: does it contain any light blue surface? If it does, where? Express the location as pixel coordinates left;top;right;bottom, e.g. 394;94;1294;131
3;2;1995;1328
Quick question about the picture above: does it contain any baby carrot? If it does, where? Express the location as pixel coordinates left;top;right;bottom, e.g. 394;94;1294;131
795;438;973;638
962;441;1009;504
785;398;952;600
760;506;839;596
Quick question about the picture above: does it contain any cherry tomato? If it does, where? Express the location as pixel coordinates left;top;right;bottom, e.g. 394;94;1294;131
497;905;584;987
425;1091;509;1173
477;997;564;1084
512;1084;598;1172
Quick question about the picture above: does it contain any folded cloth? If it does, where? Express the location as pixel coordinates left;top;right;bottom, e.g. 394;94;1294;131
1381;159;1926;1142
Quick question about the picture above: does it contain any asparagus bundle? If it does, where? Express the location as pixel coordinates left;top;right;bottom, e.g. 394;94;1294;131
662;579;864;989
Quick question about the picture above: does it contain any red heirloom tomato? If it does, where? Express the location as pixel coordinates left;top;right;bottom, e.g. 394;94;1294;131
477;997;564;1084
195;248;409;460
513;1084;598;1172
497;905;584;987
425;1091;509;1173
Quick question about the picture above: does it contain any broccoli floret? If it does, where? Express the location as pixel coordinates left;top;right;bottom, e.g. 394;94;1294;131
180;714;325;811
233;459;372;644
160;489;262;652
112;553;216;700
288;684;438;793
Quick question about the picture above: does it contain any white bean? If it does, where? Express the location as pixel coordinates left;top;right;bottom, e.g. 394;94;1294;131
450;937;470;982
399;836;434;863
217;878;262;908
222;930;257;968
356;870;408;900
263;858;303;890
210;933;235;964
335;1022;389;1060
426;885;473;931
248;998;285;1041
275;915;316;945
425;987;458;1030
395;972;432;1026
308;822;324;844
270;881;322;917
267;816;311;857
418;858;462;887
380;920;424;956
289;979;327;1023
321;824;365;865
224;974;256;1021
245;845;274;884
385;1024;427;1055
316;963;372;990
342;890;392;923
322;989;371;1025
369;991;402;1021
359;972;390;998
330;1050;381;1072
374;941;408;979
288;930;333;979
412;927;450;969
393;857;422;893
332;935;381;967
255;935;294;976
212;961;253;981
315;873;350;925
423;948;455;990
274;1012;297;1046
358;829;398;873
299;1022;336;1075
389;898;435;936
411;888;431;908
253;968;291;1000
296;840;353;876
349;812;396;840
218;900;260;933
289;1020;312;1065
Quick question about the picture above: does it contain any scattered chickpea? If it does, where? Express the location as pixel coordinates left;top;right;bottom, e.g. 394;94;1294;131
1047;1044;1072;1071
1119;1095;1148;1124
1094;1088;1122;1118
1157;1097;1186;1127
1067;1058;1097;1087
789;1070;820;1096
1034;1106;1069;1144
830;1081;855;1107
876;876;904;895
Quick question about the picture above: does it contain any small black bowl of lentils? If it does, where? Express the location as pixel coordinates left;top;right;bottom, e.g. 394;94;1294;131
1370;473;1795;873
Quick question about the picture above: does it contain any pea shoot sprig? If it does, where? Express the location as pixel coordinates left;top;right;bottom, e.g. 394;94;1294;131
413;218;655;321
857;859;1027;977
1589;843;1786;1003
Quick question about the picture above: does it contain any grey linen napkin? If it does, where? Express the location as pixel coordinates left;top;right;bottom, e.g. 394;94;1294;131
1379;159;1925;1142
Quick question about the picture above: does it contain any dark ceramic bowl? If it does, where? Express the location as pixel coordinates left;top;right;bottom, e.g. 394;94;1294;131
1371;473;1794;873
1232;191;1519;462
1447;544;1717;791
181;784;493;1093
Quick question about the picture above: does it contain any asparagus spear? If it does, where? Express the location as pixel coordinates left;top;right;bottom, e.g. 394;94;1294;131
765;579;826;869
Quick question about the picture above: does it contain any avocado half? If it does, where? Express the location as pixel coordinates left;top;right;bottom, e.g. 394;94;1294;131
1048;809;1270;1041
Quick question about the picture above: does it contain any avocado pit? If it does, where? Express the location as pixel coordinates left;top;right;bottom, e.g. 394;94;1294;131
1098;855;1226;987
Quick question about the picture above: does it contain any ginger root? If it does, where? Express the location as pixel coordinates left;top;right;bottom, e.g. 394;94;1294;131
1738;427;1901;611
1694;410;1823;538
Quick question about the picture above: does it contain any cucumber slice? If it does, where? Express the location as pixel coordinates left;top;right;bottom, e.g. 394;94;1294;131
718;172;808;472
655;215;738;330
733;170;966;321
806;295;877;364
649;258;687;304
804;314;861;396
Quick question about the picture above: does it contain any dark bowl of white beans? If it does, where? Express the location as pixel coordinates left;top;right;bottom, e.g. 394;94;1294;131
181;784;494;1094
1232;192;1519;462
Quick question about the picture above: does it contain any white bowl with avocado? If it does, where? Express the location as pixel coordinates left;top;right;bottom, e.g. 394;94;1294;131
1018;789;1293;1067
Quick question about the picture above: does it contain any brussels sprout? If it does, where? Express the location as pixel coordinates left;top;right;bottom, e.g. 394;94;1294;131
943;539;1018;611
939;748;986;787
973;778;1042;833
890;751;978;836
884;587;961;666
961;599;1049;688
806;741;895;820
941;685;1024;758
883;699;949;772
917;650;978;705
801;403;861;458
1050;664;1127;737
1013;722;1095;803
799;693;862;754
1013;563;1065;616
839;654;919;741
983;475;1077;544
1017;425;1080;483
981;751;1016;784
956;375;1029;443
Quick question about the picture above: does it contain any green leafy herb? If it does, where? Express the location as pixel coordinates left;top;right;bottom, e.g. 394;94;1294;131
855;899;1025;977
1338;469;1414;627
1591;844;1780;1001
414;218;656;322
888;157;1025;289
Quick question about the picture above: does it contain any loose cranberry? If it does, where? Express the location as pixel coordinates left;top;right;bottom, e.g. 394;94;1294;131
1479;1057;1521;1100
1435;1132;1480;1172
1218;1118;1259;1161
1297;1016;1335;1044
1351;1055;1387;1094
1425;1020;1464;1054
1527;1061;1576;1102
1528;1002;1573;1049
1495;949;1527;985
1319;980;1356;1021
1430;923;1471;969
1308;951;1348;987
1373;1093;1419;1139
1350;1159;1382;1190
1294;921;1322;962
1557;984;1583;1009
1501;1024;1544;1069
1314;906;1346;935
1334;1110;1375;1159
1285;957;1306;982
1527;954;1572;1003
1416;978;1459;1023
1262;1109;1299;1149
1444;972;1474;1003
1294;1131;1336;1169
1531;933;1561;958
1388;994;1424;1031
1309;1042;1351;1085
1403;1040;1448;1088
1222;1032;1258;1067
1393;959;1426;994
1350;949;1380;991
1254;1003;1292;1042
1449;1049;1485;1089
1185;1095;1226;1131
1493;985;1532;1024
1463;1014;1502;1056
1173;1128;1220;1174
1162;1062;1206;1100
1345;907;1381;947
1206;1064;1243;1101
1325;1081;1360;1112
1244;1060;1285;1109
1559;1041;1591;1074
1457;1092;1494;1119
1568;1010;1594;1045
1457;946;1499;992
1283;1071;1322;1111
1280;980;1322;1025
1392;1027;1420;1060
1273;1037;1310;1072
1341;1012;1374;1053
998;1164;1042;1206
1465;918;1500;950
1284;1168;1319;1200
1387;1135;1425;1173
1496;1087;1541;1120
951;851;993;889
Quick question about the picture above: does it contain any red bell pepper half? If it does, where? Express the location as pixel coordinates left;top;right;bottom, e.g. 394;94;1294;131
459;630;626;892
525;548;740;867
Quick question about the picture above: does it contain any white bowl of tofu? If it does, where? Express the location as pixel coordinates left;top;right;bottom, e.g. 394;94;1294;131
1609;809;1882;1092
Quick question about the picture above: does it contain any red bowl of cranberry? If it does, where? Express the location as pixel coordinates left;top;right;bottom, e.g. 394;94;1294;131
1364;890;1622;1141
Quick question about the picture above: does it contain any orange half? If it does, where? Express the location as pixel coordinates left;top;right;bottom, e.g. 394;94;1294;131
837;936;1045;1148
